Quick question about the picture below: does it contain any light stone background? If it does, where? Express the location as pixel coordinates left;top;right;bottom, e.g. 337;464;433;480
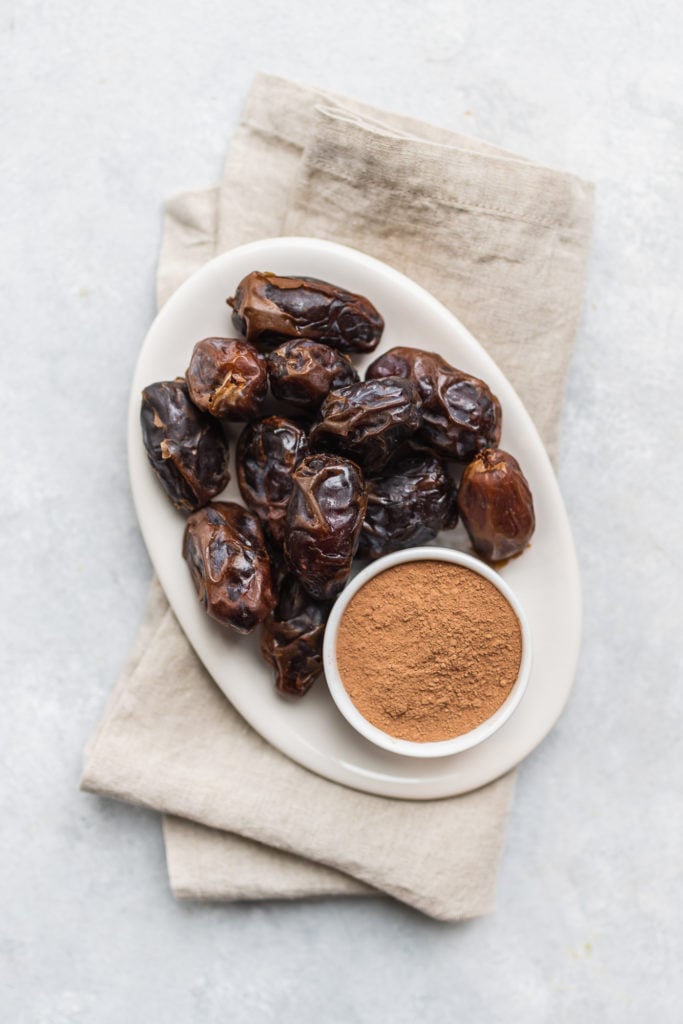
1;0;681;1020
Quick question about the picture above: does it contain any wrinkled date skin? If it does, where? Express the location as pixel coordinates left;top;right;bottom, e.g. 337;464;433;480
140;379;231;512
457;448;535;561
260;576;331;698
182;501;275;633
366;347;501;462
186;337;268;421
310;377;422;473
266;339;359;410
284;453;368;601
359;452;459;560
227;272;384;353
236;417;310;548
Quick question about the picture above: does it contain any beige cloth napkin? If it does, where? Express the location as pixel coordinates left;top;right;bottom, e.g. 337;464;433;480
82;73;593;920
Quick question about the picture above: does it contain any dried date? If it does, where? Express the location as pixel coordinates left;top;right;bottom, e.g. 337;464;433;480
266;339;359;410
359;452;458;560
227;272;384;353
260;576;331;698
284;453;367;600
457;448;535;561
310;377;422;473
186;337;268;421
366;346;501;462
140;379;230;512
182;501;275;632
236;417;310;548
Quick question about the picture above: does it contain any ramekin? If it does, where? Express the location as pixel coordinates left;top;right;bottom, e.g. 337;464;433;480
323;547;532;759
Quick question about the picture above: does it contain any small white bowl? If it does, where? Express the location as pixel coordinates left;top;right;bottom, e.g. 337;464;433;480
323;547;532;758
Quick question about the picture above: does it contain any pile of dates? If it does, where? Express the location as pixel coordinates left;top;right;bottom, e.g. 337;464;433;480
141;271;535;699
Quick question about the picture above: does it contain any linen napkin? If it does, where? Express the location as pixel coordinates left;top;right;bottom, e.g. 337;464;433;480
82;72;593;920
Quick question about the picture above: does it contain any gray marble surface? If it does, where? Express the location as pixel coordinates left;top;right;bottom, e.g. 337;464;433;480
2;1;681;1020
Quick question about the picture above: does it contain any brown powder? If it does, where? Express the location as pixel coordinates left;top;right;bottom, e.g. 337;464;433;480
336;560;522;743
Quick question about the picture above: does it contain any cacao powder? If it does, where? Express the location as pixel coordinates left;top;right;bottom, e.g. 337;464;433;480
336;560;522;743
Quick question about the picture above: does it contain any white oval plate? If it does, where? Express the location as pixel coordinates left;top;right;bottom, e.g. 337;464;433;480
128;237;581;799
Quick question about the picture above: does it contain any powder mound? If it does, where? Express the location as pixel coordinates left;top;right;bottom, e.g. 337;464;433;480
336;561;522;743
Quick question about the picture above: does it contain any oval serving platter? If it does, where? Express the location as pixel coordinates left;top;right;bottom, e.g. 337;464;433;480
128;236;581;799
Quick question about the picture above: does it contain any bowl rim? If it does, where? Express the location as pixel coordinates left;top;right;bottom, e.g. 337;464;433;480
323;546;533;759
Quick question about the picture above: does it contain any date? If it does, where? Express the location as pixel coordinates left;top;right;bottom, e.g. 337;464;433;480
310;377;422;473
284;453;367;600
457;448;535;561
228;272;384;353
359;451;458;560
182;501;275;632
236;417;310;548
266;339;359;410
260;576;331;698
186;337;268;421
140;379;230;512
366;346;501;462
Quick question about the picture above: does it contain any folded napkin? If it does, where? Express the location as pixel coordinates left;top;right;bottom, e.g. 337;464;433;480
82;72;593;920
